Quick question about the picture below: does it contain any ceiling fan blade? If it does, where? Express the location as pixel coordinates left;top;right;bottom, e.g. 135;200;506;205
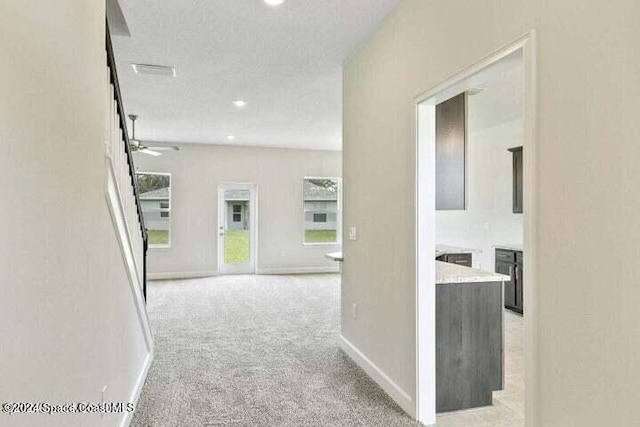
146;146;180;151
139;148;162;157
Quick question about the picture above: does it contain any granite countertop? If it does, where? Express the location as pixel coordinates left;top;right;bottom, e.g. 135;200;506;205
325;252;343;262
493;244;523;252
435;244;482;257
436;261;509;285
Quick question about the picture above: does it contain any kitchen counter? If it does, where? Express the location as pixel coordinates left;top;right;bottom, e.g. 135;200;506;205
436;261;509;284
435;244;481;257
493;243;523;252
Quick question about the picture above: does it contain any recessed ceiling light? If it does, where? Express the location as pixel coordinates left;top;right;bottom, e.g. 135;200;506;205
232;100;247;108
226;135;236;141
264;0;285;5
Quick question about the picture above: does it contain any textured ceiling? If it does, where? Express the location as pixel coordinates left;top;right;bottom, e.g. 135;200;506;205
111;0;401;151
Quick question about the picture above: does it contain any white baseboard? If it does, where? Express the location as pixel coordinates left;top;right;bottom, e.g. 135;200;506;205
339;335;415;418
148;267;338;280
256;266;340;275
148;270;217;281
120;351;153;427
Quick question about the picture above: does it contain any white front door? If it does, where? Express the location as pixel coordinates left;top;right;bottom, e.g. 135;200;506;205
217;183;257;275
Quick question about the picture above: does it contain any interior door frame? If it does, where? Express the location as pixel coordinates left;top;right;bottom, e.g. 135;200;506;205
217;182;258;275
414;31;538;425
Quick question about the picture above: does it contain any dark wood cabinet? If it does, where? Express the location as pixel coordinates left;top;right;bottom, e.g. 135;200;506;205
436;93;467;211
508;146;523;214
436;252;472;267
495;249;523;314
437;280;503;412
495;260;516;308
515;265;524;310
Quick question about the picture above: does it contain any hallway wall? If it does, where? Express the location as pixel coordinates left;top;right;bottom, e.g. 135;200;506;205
135;144;341;278
0;1;150;426
342;0;640;425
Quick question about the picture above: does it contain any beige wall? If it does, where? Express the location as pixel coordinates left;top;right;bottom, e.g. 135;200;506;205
0;1;150;426
343;0;640;425
135;145;341;278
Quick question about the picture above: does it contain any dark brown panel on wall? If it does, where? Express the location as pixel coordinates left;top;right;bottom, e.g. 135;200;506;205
436;93;467;210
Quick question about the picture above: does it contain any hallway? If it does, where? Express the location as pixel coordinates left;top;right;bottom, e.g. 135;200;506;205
132;274;419;426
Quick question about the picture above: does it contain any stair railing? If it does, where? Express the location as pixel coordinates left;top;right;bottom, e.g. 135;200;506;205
105;21;148;300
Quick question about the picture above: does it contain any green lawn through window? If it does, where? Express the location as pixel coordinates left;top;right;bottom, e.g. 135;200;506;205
305;230;337;243
148;230;169;246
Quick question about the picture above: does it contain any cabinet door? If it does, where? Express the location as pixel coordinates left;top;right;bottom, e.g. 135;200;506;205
515;265;524;313
436;93;467;210
496;249;515;263
509;147;523;214
446;253;472;267
496;261;516;309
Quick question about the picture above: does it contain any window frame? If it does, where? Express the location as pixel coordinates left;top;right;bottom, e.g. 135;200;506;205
136;171;172;250
302;176;342;246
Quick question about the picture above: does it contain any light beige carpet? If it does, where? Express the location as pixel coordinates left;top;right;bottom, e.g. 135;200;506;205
132;274;420;427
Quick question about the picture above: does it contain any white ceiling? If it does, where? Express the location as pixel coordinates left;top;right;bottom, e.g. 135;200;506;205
111;0;401;151
467;50;524;131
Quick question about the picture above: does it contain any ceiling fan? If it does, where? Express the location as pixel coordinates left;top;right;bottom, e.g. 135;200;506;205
128;115;180;156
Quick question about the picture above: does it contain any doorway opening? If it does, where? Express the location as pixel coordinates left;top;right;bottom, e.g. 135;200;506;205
415;33;536;425
218;183;257;275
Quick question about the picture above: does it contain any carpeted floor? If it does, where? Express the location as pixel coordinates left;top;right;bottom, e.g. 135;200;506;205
131;274;420;427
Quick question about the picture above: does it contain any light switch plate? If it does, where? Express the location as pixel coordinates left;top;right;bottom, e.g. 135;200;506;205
349;227;357;241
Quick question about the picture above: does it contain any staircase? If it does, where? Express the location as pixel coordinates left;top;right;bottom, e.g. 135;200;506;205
105;21;148;302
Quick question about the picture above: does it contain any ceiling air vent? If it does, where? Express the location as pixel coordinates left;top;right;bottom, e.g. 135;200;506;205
132;64;176;77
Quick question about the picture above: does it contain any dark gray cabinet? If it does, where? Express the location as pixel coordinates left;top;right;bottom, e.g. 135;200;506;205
437;280;503;412
508;146;523;214
436;93;467;210
436;253;472;267
495;249;523;313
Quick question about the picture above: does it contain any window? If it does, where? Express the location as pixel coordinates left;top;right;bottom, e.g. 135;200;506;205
313;213;327;223
136;172;171;248
303;177;340;244
232;204;243;222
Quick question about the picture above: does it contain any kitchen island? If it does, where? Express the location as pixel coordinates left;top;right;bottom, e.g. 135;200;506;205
326;253;507;412
436;261;509;412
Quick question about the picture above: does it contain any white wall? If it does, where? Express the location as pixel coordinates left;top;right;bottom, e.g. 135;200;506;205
343;0;640;425
135;144;341;278
436;116;524;270
0;1;150;426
